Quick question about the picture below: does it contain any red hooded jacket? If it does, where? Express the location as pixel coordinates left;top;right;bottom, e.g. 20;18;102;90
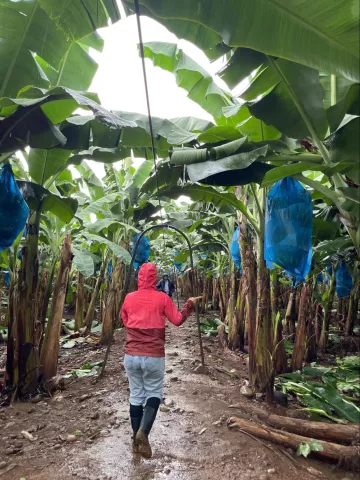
121;263;193;357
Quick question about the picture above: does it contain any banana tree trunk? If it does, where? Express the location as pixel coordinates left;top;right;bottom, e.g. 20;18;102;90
319;270;336;352
345;274;359;336
74;272;85;332
239;226;257;386
38;261;56;355
218;277;226;322
84;260;106;334
11;210;41;394
337;297;344;331
272;270;287;374
315;303;323;345
342;297;349;332
228;277;245;351
115;262;125;328
34;268;49;349
226;257;236;326
212;278;219;310
100;259;122;345
40;235;72;382
99;287;105;326
284;290;296;341
291;284;311;371
295;288;301;315
254;258;274;402
306;309;317;363
238;279;246;351
5;278;16;387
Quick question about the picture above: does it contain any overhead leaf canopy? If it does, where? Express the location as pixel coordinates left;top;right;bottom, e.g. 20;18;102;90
186;145;271;186
28;149;71;186
17;181;78;223
142;42;237;123
0;0;120;97
159;184;259;234
38;0;120;40
247;60;329;140
320;74;355;109
124;0;360;82
0;87;136;154
327;84;360;132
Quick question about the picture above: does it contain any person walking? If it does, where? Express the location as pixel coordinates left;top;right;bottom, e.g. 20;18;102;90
156;273;175;298
121;263;199;459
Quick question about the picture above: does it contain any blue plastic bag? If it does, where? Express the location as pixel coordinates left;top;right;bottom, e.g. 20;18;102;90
107;260;113;282
0;164;29;252
4;270;10;285
264;177;313;284
336;263;352;297
317;272;324;283
230;227;242;274
132;233;150;269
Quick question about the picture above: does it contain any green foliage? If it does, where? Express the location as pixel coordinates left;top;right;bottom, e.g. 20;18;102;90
320;74;354;109
248;60;328;140
0;0;119;97
327;83;359;132
296;440;324;458
279;358;360;423
237;115;281;142
328;117;359;186
131;160;154;188
124;0;360;81
187;148;271;186
131;37;360;241
143;42;235;123
200;317;228;336
37;1;120;41
261;162;325;188
28;149;71;185
115;110;209;156
17;181;78;223
159;184;259;234
72;248;95;277
219;48;266;89
84;234;131;264
0;87;136;155
64;361;104;378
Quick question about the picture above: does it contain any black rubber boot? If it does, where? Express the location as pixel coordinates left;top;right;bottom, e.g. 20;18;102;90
135;397;160;459
130;404;143;453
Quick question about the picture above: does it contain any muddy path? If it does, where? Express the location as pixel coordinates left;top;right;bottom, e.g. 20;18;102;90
0;314;355;480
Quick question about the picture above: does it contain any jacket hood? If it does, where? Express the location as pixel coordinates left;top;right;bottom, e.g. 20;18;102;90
138;263;157;290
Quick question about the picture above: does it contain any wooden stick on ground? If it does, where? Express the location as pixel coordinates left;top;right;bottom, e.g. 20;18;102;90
228;416;359;467
229;404;360;444
237;427;299;473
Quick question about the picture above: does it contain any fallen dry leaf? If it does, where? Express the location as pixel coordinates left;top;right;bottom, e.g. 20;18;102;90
21;431;37;442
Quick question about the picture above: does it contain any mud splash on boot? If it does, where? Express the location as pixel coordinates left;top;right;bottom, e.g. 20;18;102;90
135;430;152;459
